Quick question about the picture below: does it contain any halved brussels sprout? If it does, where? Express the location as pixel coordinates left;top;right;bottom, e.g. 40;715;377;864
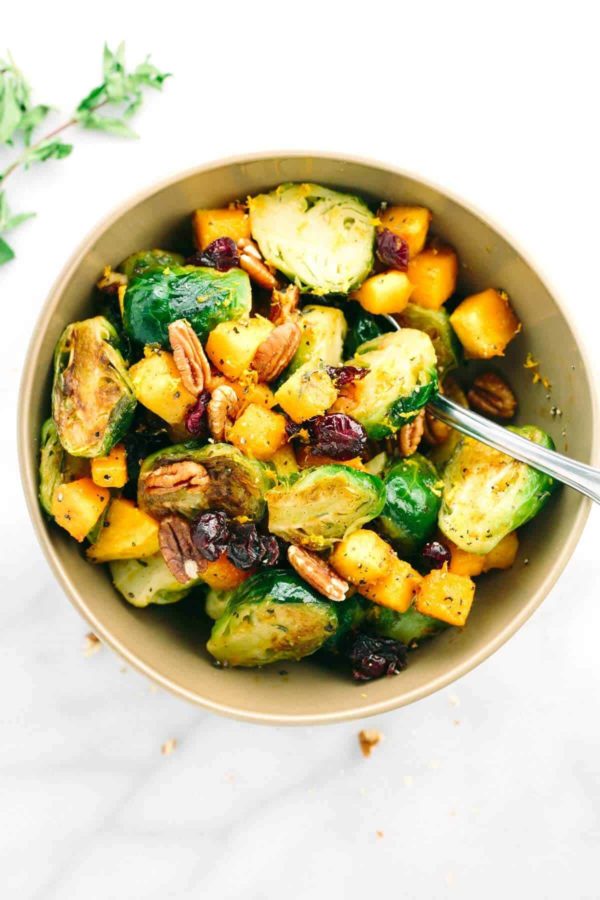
138;442;274;520
39;419;65;515
118;249;184;280
378;454;443;556
267;465;385;550
284;305;348;378
249;183;375;294
110;553;199;608
123;265;251;346
347;329;438;439
397;303;461;378
205;587;235;620
206;569;338;666
438;425;557;554
366;604;447;645
322;594;368;653
52;316;136;457
343;305;392;358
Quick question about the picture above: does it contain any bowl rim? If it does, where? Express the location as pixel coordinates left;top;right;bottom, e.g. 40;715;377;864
18;150;599;725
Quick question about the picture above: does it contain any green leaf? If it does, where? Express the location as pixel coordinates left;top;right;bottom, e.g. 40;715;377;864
76;111;137;138
76;83;107;114
24;140;73;165
133;58;171;89
0;54;31;144
0;190;35;232
5;210;35;230
18;104;50;145
0;236;15;265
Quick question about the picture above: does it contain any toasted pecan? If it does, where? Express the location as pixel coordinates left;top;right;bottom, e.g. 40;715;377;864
237;237;278;290
397;409;425;457
468;372;517;419
251;320;301;382
143;461;210;495
168;319;212;395
158;515;206;584
207;384;239;440
269;284;300;325
287;545;349;602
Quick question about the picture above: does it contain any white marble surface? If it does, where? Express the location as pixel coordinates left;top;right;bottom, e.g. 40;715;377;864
2;5;600;898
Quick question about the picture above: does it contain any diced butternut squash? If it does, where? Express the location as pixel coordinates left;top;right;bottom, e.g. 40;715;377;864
295;447;365;470
86;498;159;563
351;270;413;315
378;206;431;258
91;444;128;489
228;403;287;460
129;348;196;424
193;207;251;250
206;316;274;379
330;529;394;583
51;478;110;543
450;289;521;359
270;444;299;479
229;380;276;412
201;553;249;590
407;243;458;310
415;568;475;626
274;364;338;423
117;283;126;317
360;557;423;613
482;531;519;572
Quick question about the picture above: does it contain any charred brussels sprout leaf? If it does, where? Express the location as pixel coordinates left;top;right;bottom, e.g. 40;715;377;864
397;303;461;378
378;454;443;556
118;248;184;279
52;316;136;457
138;442;274;520
110;553;200;608
438;425;557;554
123;265;251;346
348;329;438;439
267;465;385;550
249;183;375;294
366;604;447;645
207;569;338;667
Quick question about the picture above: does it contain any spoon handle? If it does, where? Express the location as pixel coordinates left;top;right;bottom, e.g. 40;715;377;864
428;393;600;505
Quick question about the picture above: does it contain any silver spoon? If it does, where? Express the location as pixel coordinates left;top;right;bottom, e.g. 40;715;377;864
383;314;600;505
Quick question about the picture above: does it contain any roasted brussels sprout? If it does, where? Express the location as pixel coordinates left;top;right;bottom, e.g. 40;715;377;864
123;265;251;346
322;594;368;653
39;419;65;515
345;329;438;439
118;249;184;279
267;465;385;550
138;442;274;520
283;305;348;378
249;183;375;294
110;553;199;608
343;306;391;358
378;454;443;556
438;426;557;554
205;587;235;620
366;604;447;645
52;316;136;457
207;569;338;666
397;303;461;378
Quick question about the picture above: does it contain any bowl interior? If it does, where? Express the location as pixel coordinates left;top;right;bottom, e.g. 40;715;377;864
20;155;594;723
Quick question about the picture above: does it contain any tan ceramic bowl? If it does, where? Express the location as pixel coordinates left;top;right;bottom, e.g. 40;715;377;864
19;153;597;724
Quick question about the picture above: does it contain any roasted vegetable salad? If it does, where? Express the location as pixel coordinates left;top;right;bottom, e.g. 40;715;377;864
39;183;556;681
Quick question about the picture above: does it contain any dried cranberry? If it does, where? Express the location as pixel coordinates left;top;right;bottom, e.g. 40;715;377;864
184;390;211;437
325;365;369;388
285;417;304;440
308;413;367;461
187;237;239;272
346;634;408;681
192;511;230;561
227;523;262;570
376;228;409;271
421;540;451;571
259;534;283;567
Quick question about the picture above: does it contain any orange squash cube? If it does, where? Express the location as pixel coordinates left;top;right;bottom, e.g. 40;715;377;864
91;444;128;489
274;364;338;423
482;531;519;572
360;558;423;613
450;289;521;359
228;403;287;460
270;444;299;479
193;208;251;250
407;243;458;310
351;270;413;315
129;349;196;424
51;478;110;543
415;568;475;626
378;206;431;258
446;540;486;577
206;316;274;379
330;529;394;584
201;554;249;590
86;498;159;563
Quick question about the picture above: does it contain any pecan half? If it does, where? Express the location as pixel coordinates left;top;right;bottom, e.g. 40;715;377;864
143;461;210;495
397;409;425;457
468;372;517;419
237;237;278;290
207;384;239;440
158;515;207;584
251;320;301;382
96;266;128;295
423;408;451;445
287;545;349;602
269;284;300;325
168;319;212;395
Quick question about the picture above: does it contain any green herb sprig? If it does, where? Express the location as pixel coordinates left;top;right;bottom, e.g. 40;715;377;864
0;43;170;265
